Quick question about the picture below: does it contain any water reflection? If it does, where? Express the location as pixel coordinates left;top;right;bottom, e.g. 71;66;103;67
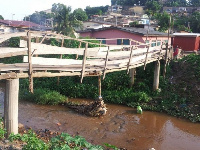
0;84;200;150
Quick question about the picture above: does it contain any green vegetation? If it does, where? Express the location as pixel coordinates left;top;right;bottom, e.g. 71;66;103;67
0;118;6;139
51;3;83;37
20;88;67;105
0;15;4;20
7;130;104;150
85;6;109;17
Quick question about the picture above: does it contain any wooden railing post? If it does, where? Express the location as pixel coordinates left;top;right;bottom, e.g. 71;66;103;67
4;78;19;137
27;31;33;93
57;36;65;85
103;46;110;79
81;43;88;83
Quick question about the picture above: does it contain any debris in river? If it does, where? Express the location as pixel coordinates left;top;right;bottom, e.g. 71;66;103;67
137;106;143;114
64;98;107;117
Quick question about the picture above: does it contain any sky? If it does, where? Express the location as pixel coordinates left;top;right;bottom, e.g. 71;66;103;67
0;0;111;21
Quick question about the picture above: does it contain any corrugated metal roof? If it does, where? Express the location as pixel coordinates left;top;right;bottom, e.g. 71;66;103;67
173;33;200;37
79;26;169;37
0;19;41;28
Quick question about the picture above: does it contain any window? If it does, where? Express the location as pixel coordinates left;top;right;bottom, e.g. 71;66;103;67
164;40;168;44
157;40;161;46
151;40;156;47
117;39;130;45
96;38;106;44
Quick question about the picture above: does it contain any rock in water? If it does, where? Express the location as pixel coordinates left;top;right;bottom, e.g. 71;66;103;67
66;99;107;117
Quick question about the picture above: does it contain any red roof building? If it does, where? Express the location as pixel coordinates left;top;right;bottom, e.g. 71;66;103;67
172;33;200;51
0;19;41;28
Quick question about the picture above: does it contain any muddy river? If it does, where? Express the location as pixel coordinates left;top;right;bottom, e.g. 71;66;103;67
1;84;200;150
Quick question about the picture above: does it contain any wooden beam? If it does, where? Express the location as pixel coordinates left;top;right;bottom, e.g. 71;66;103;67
103;46;110;79
27;31;33;93
143;44;150;70
81;43;88;83
0;48;28;58
0;32;26;43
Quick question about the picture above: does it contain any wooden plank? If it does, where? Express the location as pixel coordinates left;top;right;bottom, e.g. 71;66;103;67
143;44;151;70
23;56;83;65
81;43;88;83
0;32;26;43
0;48;28;58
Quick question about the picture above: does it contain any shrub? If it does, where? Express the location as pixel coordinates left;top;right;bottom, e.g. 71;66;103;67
19;88;67;105
0;118;6;139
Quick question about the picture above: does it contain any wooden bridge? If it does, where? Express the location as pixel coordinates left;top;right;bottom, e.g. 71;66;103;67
0;31;170;136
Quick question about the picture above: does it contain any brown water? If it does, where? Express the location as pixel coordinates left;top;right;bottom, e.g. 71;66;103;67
1;83;200;150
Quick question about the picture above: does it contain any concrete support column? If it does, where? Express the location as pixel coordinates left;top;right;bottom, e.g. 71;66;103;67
153;61;160;91
129;68;136;87
4;78;19;137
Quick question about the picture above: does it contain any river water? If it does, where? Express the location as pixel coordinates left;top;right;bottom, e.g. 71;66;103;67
0;83;200;150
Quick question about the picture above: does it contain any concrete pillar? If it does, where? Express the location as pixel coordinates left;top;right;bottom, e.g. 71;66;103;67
4;78;19;137
129;68;136;87
153;61;160;91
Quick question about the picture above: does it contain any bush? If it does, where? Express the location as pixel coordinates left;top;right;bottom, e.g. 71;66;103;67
20;88;67;105
0;118;6;139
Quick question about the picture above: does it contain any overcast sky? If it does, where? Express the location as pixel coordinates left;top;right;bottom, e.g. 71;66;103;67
0;0;111;21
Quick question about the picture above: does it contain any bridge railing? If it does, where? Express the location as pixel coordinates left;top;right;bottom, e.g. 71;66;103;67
0;31;167;83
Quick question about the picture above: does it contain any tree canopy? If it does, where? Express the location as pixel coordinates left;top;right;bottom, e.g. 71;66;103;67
24;11;52;25
73;8;88;21
85;6;109;18
51;3;82;37
0;15;4;20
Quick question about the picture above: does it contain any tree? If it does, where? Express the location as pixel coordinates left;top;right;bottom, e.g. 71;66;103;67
0;15;4;20
145;0;162;17
173;14;190;32
156;12;170;32
51;3;82;37
164;0;188;6
24;11;52;25
189;0;200;6
85;6;109;18
73;8;88;21
188;12;200;33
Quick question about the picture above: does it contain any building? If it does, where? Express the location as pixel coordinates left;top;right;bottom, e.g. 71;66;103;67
0;19;47;34
78;26;170;47
172;33;200;51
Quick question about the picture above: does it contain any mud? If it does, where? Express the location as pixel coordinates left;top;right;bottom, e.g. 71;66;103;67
1;84;200;150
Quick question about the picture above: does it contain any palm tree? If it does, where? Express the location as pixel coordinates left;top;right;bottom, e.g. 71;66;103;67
51;3;82;37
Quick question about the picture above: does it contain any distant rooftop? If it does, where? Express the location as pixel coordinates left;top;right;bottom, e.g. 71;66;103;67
0;20;41;28
79;26;168;37
173;33;200;37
